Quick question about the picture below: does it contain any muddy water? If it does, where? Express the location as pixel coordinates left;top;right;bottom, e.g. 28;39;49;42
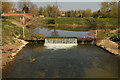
3;43;119;78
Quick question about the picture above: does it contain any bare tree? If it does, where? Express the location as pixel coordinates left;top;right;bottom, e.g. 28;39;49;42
17;0;32;10
0;0;2;13
100;2;110;17
29;4;39;17
109;1;118;18
2;1;15;13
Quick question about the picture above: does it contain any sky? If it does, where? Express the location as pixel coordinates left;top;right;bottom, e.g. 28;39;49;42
3;0;119;12
4;0;107;2
33;2;101;12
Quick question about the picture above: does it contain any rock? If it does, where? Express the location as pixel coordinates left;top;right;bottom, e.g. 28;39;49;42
96;39;119;55
10;57;15;59
11;53;17;57
30;58;36;63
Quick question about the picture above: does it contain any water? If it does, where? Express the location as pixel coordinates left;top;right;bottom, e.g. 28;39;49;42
32;27;93;37
3;43;119;78
3;27;119;78
44;38;78;49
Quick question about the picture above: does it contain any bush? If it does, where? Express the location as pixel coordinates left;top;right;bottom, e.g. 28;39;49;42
15;32;19;35
110;35;120;43
47;19;55;24
26;25;30;28
86;18;97;27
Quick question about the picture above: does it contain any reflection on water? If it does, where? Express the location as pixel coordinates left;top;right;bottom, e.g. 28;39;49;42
32;27;93;37
3;43;119;78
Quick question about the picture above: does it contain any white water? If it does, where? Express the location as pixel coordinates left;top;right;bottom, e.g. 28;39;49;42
44;38;77;49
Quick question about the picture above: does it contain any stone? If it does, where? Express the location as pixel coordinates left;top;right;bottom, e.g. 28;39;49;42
11;53;17;57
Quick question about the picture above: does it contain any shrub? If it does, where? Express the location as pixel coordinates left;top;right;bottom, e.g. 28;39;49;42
26;25;30;28
15;32;19;35
47;19;55;24
8;55;12;58
86;18;97;27
110;35;120;43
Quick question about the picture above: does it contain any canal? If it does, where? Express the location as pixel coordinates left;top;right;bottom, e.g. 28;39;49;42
2;27;119;78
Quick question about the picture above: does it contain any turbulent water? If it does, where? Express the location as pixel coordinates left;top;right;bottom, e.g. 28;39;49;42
44;38;78;49
3;43;119;78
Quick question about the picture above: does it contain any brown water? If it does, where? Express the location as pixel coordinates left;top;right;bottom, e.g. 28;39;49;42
3;43;119;78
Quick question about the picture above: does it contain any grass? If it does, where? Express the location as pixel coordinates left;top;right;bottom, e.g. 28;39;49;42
32;17;118;32
33;17;118;26
32;17;120;43
2;19;30;45
3;16;24;22
98;30;120;43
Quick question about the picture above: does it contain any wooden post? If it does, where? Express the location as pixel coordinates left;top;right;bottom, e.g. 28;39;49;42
96;30;97;38
23;16;26;39
23;27;25;39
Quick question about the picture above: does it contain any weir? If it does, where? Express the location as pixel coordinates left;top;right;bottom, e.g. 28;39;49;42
44;37;78;49
25;37;97;45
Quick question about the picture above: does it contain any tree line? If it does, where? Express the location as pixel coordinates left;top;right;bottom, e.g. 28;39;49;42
1;0;119;18
65;1;119;18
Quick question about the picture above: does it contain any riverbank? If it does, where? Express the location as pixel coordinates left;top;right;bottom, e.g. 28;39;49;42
96;39;119;55
88;29;120;55
2;18;29;68
32;17;118;26
2;38;28;68
28;17;119;32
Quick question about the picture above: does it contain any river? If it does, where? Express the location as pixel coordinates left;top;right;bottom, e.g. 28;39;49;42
2;27;119;78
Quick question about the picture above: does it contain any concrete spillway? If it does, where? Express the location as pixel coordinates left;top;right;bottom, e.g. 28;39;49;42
44;37;77;49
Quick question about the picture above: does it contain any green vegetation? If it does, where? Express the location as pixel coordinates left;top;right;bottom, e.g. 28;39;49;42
47;19;55;24
98;30;120;43
2;16;43;46
2;19;29;46
2;1;118;18
110;35;120;43
8;55;12;58
3;16;24;22
3;20;20;45
33;17;118;26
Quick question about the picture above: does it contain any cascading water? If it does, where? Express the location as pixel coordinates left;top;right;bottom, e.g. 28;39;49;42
44;38;77;49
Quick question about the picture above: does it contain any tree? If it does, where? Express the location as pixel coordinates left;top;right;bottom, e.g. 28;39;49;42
65;11;71;17
43;4;59;17
39;7;44;15
2;1;14;13
100;2;110;17
17;0;32;10
100;0;118;18
84;9;92;17
0;0;2;13
29;4;39;17
23;4;29;13
109;1;118;18
92;11;99;18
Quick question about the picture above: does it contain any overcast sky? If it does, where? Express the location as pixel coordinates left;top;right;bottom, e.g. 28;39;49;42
6;0;107;2
4;0;119;12
33;2;101;12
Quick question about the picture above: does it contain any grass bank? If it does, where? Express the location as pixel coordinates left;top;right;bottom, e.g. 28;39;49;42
33;17;118;26
31;17;119;32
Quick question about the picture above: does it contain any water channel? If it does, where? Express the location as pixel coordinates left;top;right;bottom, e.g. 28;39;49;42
3;27;119;78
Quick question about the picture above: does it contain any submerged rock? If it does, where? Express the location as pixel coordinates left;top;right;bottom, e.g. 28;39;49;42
29;58;36;63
